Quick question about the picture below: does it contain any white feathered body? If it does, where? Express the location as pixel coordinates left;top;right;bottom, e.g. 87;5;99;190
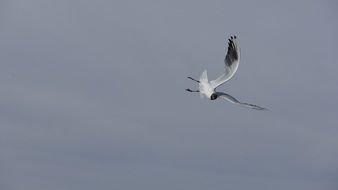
198;70;214;99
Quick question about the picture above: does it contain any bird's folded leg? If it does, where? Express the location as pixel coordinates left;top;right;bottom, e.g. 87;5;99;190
187;77;200;83
185;88;199;92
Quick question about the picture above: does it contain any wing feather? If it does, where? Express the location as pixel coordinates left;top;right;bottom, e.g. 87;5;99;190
215;92;267;110
210;35;240;89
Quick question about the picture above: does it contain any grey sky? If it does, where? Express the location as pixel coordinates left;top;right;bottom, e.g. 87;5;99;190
1;0;338;189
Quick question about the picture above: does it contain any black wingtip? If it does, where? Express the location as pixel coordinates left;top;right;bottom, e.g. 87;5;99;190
255;107;268;111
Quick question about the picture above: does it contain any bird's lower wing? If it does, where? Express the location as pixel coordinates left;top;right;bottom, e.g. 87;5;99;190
216;92;267;110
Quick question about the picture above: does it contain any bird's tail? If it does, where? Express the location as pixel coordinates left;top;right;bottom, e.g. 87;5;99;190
199;70;208;83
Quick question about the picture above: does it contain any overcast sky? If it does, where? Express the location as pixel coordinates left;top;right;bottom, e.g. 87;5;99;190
1;0;338;190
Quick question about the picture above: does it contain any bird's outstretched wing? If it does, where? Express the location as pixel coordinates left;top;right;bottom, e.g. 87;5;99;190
215;92;267;110
210;35;240;89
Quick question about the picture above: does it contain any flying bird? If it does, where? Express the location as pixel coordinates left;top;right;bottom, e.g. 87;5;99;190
186;35;266;110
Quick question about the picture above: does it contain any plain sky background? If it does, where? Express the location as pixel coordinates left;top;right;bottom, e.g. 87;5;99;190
1;0;338;189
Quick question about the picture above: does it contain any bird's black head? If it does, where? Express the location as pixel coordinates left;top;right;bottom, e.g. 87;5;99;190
210;93;218;100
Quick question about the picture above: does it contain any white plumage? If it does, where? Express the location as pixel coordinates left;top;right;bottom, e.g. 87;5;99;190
186;35;266;110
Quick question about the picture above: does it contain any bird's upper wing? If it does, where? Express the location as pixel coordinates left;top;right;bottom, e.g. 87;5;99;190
210;36;240;89
215;92;267;110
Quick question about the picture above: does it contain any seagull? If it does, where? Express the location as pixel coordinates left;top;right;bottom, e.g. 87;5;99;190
186;35;266;110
